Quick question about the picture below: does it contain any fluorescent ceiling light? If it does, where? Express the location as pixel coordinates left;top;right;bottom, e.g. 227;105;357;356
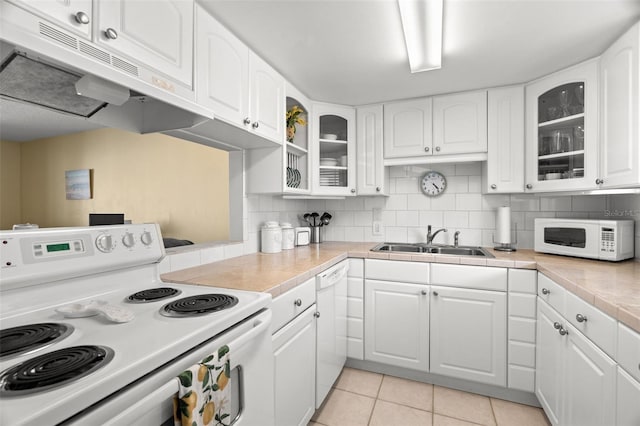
398;0;443;73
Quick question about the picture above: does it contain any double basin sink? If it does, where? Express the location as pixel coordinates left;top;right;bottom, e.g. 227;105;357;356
372;243;494;258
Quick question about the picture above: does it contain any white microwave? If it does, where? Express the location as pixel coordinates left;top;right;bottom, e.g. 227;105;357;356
534;218;635;261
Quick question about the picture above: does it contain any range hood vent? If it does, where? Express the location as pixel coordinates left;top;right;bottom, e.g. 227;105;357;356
0;52;109;117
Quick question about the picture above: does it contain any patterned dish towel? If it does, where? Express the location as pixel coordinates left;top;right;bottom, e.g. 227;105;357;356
174;345;231;426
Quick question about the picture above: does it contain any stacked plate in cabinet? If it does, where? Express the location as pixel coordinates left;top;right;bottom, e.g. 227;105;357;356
287;167;301;188
320;169;345;187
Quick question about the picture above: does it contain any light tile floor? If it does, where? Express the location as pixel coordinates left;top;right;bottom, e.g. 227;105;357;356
309;368;551;426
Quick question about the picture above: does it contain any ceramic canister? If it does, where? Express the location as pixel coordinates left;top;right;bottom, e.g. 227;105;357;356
280;222;295;250
261;221;282;253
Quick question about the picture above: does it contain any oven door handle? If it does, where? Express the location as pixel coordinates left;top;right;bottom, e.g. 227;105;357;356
103;311;272;425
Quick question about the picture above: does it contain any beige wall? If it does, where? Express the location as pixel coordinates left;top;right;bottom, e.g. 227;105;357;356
0;140;22;230
12;128;229;243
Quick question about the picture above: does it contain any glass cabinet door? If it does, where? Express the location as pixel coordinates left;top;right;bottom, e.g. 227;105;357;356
318;114;349;190
536;82;585;182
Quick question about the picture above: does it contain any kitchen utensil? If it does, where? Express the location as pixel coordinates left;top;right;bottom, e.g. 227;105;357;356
320;212;332;226
303;213;311;226
311;212;319;227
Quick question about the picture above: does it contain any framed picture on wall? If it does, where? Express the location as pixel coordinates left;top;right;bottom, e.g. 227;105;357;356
65;169;92;200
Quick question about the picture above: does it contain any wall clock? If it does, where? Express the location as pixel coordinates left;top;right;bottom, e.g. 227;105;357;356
420;171;446;196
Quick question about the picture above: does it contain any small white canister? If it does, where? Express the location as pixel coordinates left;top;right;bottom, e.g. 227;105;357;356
280;223;295;250
261;221;282;253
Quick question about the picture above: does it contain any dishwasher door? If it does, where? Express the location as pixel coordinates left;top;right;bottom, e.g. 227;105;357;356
315;259;349;408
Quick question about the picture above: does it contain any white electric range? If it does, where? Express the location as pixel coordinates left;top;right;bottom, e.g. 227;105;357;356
0;224;274;426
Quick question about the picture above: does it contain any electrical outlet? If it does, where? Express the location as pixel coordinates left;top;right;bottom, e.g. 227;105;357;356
372;221;383;236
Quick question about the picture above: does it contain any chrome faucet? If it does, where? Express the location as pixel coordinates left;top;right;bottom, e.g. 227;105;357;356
454;231;460;247
426;225;447;245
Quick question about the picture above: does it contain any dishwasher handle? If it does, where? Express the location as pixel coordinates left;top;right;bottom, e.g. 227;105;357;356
317;263;348;290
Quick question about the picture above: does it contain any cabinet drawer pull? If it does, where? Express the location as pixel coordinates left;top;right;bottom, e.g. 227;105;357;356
576;313;587;323
376;187;381;192
541;288;550;295
491;184;497;189
314;311;320;318
595;178;604;185
350;188;356;194
294;298;302;307
243;117;251;125
526;184;533;189
421;290;427;295
435;146;441;152
558;327;569;336
433;291;438;296
252;122;259;129
104;28;118;40
424;147;430;152
553;322;562;330
74;11;90;24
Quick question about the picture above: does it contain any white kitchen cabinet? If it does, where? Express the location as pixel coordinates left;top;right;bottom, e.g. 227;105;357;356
599;21;640;188
433;90;488;155
617;367;640;426
536;299;564;426
7;0;92;39
357;104;387;195
507;269;537;392
525;59;599;192
483;86;525;193
383;97;433;158
312;103;357;196
96;0;194;88
364;279;430;370
272;307;316;426
430;285;507;386
346;259;364;360
195;7;284;143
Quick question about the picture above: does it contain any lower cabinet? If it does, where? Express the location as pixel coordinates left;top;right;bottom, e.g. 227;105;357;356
272;307;316;426
430;285;507;386
536;297;617;426
617;367;640;426
346;259;364;360
364;279;429;370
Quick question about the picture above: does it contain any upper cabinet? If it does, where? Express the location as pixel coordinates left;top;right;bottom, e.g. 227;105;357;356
312;103;356;196
384;98;433;158
6;0;93;39
483;86;525;193
525;59;598;192
357;105;387;195
195;6;284;144
96;0;194;88
433;90;488;155
599;21;640;188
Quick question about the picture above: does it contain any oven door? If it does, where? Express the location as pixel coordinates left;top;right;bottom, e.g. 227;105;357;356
63;310;274;426
534;220;600;259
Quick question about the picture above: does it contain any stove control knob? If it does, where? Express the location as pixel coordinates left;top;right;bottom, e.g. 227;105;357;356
122;232;135;248
96;234;115;253
140;231;153;246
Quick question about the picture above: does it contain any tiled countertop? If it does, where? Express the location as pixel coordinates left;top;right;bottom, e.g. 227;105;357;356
161;242;640;333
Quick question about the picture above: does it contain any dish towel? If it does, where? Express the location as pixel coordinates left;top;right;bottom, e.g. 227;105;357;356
174;345;231;426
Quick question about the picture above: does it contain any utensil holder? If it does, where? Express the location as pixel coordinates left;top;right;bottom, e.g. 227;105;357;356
310;226;323;244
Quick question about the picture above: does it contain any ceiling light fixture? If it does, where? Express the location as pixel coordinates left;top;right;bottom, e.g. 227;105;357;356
398;0;443;73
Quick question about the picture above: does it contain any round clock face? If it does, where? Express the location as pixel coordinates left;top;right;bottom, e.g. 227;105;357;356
420;171;446;196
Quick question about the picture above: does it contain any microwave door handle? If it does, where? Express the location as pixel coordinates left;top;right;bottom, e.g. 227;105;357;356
103;380;178;426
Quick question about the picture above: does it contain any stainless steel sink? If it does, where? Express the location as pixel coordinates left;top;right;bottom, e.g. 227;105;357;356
372;243;494;258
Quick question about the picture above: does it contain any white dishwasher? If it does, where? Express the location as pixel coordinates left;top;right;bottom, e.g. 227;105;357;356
315;259;349;407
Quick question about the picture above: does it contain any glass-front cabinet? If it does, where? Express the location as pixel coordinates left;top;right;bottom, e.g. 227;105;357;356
525;59;598;192
312;103;356;196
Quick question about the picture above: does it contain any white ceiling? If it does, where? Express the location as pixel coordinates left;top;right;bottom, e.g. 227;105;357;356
199;0;640;105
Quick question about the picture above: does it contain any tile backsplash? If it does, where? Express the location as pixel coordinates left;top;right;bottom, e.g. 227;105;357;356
246;162;640;259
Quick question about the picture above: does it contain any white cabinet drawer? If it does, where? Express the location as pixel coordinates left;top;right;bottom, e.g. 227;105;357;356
618;323;640;382
348;259;364;277
431;264;507;291
509;317;536;343
271;277;316;333
509;293;537;318
565;291;617;358
509;341;536;368
508;269;537;294
365;259;429;284
537;273;566;313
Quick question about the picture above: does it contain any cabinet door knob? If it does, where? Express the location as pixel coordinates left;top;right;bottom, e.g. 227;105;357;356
526;184;533;189
104;28;118;40
314;311;321;318
252;122;259;129
541;288;550;295
435;146;441;152
243;117;251;125
376;187;381;192
433;291;439;296
350;188;356;194
491;184;497;189
553;321;562;330
421;290;427;295
294;298;302;307
74;11;90;24
424;147;430;152
576;313;587;323
559;327;569;336
595;178;604;185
